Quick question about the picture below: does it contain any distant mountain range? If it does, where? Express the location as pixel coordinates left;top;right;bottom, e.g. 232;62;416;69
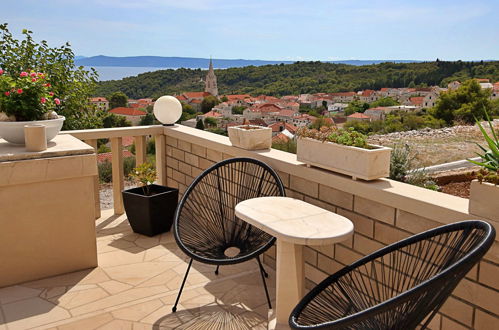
75;55;421;69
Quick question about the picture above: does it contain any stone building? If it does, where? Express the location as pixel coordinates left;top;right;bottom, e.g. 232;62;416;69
205;58;218;97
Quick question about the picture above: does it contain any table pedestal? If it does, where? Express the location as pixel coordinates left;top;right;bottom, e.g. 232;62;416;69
275;240;304;326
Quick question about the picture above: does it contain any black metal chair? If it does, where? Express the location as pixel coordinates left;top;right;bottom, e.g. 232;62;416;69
172;157;285;312
289;220;495;329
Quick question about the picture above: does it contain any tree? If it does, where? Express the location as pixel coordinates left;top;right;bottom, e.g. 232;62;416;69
108;91;128;109
220;95;228;102
0;24;99;129
344;100;369;116
431;79;492;124
139;112;155;125
370;97;399;108
195;118;205;130
102;113;131;128
204;117;218;127
200;95;220;113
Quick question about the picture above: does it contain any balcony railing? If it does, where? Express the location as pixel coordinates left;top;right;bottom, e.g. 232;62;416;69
61;125;165;217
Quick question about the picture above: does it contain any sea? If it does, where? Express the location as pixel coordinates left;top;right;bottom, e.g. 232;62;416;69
86;66;173;81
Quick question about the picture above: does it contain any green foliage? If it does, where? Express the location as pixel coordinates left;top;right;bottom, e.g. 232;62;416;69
0;70;61;121
220;95;228;102
129;162;156;195
97;143;110;153
95;60;499;99
344;111;446;134
370;97;399;108
297;126;370;149
431;79;492;124
139;112;155;125
0;24;98;128
467;110;499;172
309;116;333;130
102;113;131;128
344;100;369;116
204;117;217;127
475;168;499;185
389;144;439;190
206;127;227;136
200;95;220;113
272;139;297;154
195;118;205;130
232;105;246;115
107;91;128;109
98;157;136;183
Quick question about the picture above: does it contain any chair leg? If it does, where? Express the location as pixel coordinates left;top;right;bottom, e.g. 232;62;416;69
257;256;272;309
172;258;193;313
215;265;220;275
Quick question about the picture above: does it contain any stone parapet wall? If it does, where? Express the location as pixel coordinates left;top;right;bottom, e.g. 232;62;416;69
163;125;498;330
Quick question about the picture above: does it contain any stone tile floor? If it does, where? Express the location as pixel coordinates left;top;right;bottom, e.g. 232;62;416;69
0;210;275;329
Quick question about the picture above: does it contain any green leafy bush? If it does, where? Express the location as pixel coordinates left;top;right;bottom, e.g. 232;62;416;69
0;24;98;128
297;126;371;149
98;156;136;183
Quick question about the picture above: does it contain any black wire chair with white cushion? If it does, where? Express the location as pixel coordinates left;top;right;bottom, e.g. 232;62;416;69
289;220;495;329
172;157;285;312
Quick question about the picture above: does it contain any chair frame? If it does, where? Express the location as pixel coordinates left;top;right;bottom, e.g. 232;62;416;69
172;157;286;312
289;220;496;329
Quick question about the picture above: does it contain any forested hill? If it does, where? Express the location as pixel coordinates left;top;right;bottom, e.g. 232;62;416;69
94;61;499;99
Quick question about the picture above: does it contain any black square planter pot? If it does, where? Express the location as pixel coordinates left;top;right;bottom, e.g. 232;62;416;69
122;184;179;237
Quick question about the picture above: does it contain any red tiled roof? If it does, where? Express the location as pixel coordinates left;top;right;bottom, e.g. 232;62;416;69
272;133;290;143
90;97;108;102
277;109;296;117
109;107;146;116
330;92;356;97
361;90;375;96
97;150;133;163
476;78;490;83
190;99;202;104
226;94;251;101
409;97;424;106
184;91;211;98
204;110;223;118
249;118;268;127
268;122;298;133
348;112;370;119
249;103;282;113
122;136;134;147
175;95;187;101
380;88;389;92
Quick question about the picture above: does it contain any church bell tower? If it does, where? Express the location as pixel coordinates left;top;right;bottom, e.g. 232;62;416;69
204;58;218;97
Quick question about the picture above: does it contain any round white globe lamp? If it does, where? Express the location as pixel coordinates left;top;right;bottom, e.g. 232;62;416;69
153;96;182;126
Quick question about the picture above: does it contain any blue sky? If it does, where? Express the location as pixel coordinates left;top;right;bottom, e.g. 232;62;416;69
3;0;499;61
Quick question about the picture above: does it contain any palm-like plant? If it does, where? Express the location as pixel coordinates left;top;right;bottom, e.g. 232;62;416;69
468;110;499;172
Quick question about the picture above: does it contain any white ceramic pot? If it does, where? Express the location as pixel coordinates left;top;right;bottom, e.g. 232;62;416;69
0;116;65;144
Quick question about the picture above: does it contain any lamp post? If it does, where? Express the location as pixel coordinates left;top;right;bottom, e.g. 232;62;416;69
153;96;182;126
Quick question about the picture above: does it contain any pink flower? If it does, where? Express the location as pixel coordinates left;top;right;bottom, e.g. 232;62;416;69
17;89;23;94
32;78;37;82
4;91;10;96
44;83;51;87
38;72;44;77
49;92;54;96
0;69;3;75
30;72;37;77
54;98;61;105
40;97;47;104
20;72;28;77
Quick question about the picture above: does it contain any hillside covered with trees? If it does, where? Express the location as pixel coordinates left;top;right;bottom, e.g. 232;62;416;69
95;60;499;99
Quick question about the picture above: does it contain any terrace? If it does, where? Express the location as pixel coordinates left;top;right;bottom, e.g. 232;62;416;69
0;124;498;329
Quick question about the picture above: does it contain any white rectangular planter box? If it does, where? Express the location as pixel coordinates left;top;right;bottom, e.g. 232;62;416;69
228;125;272;150
469;180;499;220
297;137;391;180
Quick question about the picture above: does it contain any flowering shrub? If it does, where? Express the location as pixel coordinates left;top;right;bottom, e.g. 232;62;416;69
129;162;157;195
0;69;61;121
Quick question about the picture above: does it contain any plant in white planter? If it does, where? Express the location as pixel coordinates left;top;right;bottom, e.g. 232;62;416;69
296;126;391;180
467;111;499;220
228;124;272;150
0;69;64;144
123;162;179;237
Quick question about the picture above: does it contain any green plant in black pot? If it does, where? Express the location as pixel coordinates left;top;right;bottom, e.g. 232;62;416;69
122;162;178;236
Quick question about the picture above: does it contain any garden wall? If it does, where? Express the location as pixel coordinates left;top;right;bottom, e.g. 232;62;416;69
163;125;498;330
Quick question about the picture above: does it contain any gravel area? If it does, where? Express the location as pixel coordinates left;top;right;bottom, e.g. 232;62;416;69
99;181;135;210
